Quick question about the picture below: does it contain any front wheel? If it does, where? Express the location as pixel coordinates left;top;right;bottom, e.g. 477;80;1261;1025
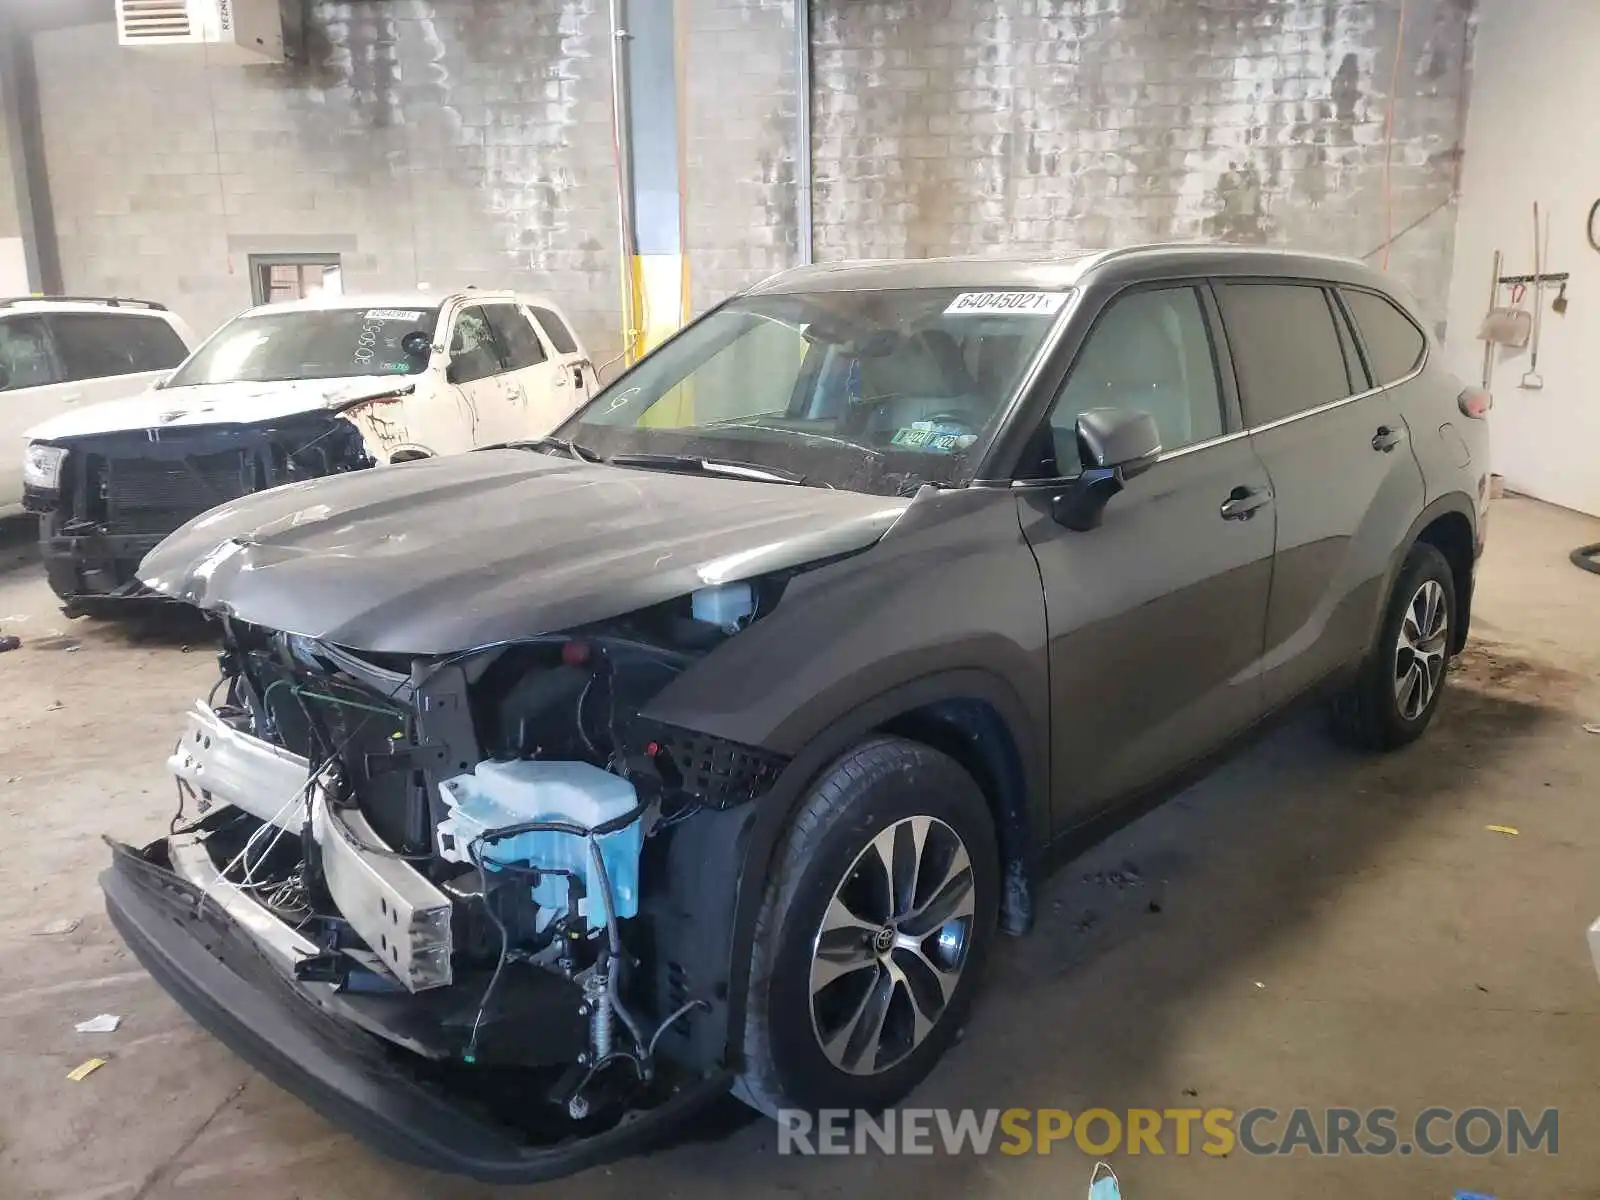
1332;541;1457;751
733;736;999;1117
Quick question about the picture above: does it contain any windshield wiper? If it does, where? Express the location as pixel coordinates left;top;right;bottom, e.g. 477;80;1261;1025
605;453;807;486
494;436;603;463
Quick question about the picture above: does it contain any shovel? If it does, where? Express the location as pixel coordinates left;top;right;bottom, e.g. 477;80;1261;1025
1479;283;1531;348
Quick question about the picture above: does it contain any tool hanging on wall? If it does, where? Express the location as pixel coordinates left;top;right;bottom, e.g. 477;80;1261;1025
1479;250;1501;388
1521;203;1549;390
1479;263;1531;348
1553;280;1569;316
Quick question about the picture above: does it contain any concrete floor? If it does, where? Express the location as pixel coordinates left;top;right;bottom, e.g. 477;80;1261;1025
2;496;1599;1200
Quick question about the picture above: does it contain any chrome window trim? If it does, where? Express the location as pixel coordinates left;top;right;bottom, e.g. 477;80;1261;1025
987;276;1431;488
1240;349;1427;436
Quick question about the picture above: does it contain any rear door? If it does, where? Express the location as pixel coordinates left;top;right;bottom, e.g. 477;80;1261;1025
44;312;191;406
1016;283;1276;831
0;315;66;505
1217;280;1425;710
524;301;595;410
481;302;565;437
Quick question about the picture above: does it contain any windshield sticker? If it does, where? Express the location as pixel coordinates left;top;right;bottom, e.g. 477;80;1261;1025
943;291;1067;317
891;422;978;453
363;309;427;322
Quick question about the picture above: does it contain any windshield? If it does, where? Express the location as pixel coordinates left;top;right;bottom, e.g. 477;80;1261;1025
167;306;441;387
557;286;1070;495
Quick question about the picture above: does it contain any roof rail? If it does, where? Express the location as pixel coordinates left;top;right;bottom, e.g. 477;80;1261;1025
0;295;169;311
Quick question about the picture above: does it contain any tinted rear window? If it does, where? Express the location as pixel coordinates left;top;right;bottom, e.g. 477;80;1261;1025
1218;283;1351;426
46;312;188;380
1342;289;1426;385
529;305;578;355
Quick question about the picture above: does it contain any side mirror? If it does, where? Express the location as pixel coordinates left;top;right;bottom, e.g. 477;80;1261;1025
401;330;432;360
1050;408;1163;532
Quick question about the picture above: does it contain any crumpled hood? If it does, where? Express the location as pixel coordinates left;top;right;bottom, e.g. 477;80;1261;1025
24;376;417;443
138;449;910;655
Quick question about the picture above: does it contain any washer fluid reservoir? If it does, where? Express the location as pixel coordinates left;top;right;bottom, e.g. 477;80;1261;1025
435;760;642;924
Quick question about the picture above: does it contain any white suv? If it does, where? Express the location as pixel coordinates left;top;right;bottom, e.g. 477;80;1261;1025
1;296;196;515
22;290;596;605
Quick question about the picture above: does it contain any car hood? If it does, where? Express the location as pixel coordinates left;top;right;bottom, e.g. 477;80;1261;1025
138;449;911;655
24;376;418;443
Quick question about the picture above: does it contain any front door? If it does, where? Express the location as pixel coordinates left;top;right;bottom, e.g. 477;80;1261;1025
1016;283;1276;833
440;304;512;450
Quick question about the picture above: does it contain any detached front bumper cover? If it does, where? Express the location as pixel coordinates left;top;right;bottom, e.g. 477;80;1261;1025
101;841;732;1183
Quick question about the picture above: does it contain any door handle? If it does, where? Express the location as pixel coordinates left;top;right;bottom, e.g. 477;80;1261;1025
1372;425;1404;453
1220;485;1272;521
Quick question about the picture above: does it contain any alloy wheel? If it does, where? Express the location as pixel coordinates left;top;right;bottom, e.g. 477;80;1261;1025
808;815;976;1076
1394;578;1450;721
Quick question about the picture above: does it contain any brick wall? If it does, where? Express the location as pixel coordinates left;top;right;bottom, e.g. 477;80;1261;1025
26;1;1474;344
810;0;1475;328
33;2;624;354
681;0;802;314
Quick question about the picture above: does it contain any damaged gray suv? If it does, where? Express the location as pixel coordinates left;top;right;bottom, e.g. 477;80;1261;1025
103;246;1491;1181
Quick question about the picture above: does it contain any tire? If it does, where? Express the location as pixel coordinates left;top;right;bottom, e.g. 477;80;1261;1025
1331;541;1457;752
732;736;999;1118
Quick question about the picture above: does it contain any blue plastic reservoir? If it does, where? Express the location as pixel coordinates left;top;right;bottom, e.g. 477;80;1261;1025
435;760;643;923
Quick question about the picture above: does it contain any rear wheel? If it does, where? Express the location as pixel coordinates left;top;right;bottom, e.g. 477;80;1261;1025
732;736;999;1117
1332;542;1457;751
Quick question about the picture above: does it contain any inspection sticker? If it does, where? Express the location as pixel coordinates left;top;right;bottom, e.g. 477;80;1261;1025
943;291;1068;317
364;309;427;322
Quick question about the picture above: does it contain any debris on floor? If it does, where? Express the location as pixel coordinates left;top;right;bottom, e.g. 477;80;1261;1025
1485;825;1521;836
32;918;80;936
0;635;20;653
74;1015;121;1034
66;1058;107;1082
1083;862;1143;888
44;701;64;712
1582;722;1600;734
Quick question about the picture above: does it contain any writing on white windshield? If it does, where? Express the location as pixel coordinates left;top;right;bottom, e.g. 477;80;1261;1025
168;308;440;387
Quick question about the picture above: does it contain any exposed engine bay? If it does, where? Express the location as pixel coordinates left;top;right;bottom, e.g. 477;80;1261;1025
146;579;787;1132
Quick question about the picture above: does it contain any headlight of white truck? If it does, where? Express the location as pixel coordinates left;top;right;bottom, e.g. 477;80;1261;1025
22;443;66;490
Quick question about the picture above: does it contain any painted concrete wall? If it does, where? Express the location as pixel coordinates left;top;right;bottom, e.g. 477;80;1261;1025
811;0;1475;329
1443;0;1600;518
682;0;801;315
33;4;625;355
0;106;26;293
26;1;1475;356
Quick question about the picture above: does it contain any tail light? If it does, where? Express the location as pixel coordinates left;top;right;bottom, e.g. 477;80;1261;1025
1458;387;1492;419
